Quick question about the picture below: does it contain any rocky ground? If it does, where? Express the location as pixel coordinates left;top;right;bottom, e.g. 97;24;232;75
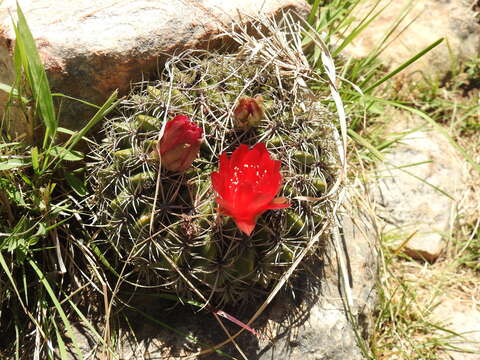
346;1;480;358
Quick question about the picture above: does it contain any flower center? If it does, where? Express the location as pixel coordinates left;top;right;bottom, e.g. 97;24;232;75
227;163;268;193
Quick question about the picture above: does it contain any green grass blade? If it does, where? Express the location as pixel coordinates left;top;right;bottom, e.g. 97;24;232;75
307;0;322;24
459;103;480;123
28;258;84;360
51;92;102;109
0;252;48;342
56;127;97;145
364;38;444;93
14;318;20;360
66;297;114;354
65;90;119;151
13;4;57;147
0;82;29;104
53;321;68;360
90;243;120;277
348;128;385;161
391;165;454;200
370;96;480;173
333;0;386;57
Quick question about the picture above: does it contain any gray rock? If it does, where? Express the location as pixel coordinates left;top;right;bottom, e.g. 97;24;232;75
372;114;466;262
344;0;480;79
0;0;309;138
432;296;480;360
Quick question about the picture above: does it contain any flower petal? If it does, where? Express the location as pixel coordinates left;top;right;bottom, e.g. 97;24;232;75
234;218;256;236
157;115;202;172
218;151;231;176
211;172;224;195
230;144;250;167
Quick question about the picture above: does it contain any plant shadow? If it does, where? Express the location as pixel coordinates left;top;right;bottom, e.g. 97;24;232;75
97;249;329;360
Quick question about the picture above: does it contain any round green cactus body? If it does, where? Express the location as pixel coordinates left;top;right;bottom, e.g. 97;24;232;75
87;34;340;308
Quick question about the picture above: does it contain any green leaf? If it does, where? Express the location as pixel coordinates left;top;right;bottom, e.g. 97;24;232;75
65;173;87;196
0;158;29;171
47;146;84;161
35;222;47;237
364;38;444;93
31;146;39;173
0;82;29;104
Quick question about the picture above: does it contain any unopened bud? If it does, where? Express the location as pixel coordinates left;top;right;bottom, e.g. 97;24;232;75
233;95;265;129
153;115;203;172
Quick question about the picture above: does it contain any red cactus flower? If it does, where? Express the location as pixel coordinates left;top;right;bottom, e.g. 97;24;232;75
211;143;290;236
155;115;203;172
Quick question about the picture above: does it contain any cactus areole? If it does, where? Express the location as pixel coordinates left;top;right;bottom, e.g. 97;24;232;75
211;143;290;235
155;115;202;172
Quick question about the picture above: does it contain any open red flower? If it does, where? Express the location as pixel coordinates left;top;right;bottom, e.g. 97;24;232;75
211;143;290;236
155;115;203;172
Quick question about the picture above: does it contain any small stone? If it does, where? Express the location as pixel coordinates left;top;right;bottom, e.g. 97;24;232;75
402;233;445;263
372;112;467;262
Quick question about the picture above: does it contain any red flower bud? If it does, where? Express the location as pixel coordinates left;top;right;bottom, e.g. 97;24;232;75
233;95;265;129
155;115;202;172
211;143;290;236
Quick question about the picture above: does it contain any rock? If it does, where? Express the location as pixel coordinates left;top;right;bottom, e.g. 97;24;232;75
344;0;480;79
0;0;310;137
432;294;480;360
372;112;467;262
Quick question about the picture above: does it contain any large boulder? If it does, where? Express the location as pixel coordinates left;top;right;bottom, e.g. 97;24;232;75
0;0;309;136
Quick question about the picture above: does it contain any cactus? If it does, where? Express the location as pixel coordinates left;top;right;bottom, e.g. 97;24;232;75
87;32;339;308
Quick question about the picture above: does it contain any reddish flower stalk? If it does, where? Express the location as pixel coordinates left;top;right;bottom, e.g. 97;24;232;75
155;115;202;172
211;143;290;236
